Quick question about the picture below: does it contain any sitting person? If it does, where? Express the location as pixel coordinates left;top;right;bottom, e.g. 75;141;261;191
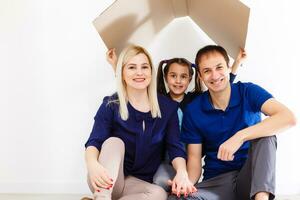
84;45;196;200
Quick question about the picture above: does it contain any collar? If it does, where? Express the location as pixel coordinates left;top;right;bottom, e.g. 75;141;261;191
202;83;241;111
128;102;154;122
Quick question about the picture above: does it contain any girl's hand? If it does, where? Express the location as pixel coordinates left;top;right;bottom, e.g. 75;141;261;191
87;161;114;191
106;48;117;72
168;170;197;198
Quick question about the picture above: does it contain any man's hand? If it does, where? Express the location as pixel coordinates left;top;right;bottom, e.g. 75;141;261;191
217;132;244;161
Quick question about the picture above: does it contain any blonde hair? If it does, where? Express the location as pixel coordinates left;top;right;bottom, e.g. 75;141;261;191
115;45;161;121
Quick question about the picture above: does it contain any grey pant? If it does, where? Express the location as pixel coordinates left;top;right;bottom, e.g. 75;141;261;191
168;136;277;200
87;137;167;200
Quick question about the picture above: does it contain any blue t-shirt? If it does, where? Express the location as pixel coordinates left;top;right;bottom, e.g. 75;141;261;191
85;94;186;183
181;82;273;180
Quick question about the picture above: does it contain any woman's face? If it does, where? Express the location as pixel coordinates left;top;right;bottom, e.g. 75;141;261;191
166;63;191;96
123;53;152;91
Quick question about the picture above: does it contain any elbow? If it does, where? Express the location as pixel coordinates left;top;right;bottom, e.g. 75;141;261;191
287;110;297;127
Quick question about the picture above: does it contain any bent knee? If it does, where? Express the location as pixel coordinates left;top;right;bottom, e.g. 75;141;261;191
102;137;125;149
254;136;277;148
146;184;167;200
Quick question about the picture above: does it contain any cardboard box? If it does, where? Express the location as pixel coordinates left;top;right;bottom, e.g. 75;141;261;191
93;0;250;58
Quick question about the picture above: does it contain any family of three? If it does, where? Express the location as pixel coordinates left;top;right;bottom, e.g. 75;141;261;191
82;44;296;200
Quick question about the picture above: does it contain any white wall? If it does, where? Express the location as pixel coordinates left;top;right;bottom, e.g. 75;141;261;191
0;0;299;195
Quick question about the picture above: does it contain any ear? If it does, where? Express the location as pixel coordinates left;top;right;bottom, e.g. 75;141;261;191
198;71;204;82
228;64;232;73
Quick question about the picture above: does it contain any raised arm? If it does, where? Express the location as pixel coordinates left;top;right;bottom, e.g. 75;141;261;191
231;48;247;75
106;48;118;73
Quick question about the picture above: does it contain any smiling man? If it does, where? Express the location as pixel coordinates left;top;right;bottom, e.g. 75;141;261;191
168;45;296;200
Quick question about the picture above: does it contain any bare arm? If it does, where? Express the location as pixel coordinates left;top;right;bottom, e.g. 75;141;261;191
170;157;197;197
85;146;113;190
106;48;117;73
237;98;296;141
218;98;296;161
187;144;202;184
231;48;247;75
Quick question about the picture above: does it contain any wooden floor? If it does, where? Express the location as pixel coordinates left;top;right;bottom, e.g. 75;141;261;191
0;194;300;200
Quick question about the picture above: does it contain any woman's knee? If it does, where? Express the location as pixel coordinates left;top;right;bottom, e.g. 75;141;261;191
102;137;125;151
146;184;168;200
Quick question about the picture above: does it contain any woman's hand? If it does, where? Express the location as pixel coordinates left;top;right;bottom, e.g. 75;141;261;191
87;161;114;192
168;170;197;198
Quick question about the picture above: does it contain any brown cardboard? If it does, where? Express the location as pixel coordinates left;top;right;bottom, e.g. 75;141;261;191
93;0;250;58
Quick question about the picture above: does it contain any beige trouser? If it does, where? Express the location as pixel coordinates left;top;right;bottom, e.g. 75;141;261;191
88;137;167;200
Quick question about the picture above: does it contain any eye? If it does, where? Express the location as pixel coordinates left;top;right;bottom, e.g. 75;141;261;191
169;74;176;78
142;65;150;69
128;66;136;70
216;66;223;70
181;75;188;80
203;69;210;74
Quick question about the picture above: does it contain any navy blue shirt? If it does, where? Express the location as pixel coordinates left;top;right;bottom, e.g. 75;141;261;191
85;94;186;183
181;82;273;180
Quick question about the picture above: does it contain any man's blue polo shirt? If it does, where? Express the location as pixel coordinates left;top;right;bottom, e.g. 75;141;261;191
181;82;273;180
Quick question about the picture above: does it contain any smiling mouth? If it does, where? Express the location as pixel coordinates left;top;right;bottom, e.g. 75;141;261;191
173;85;183;89
210;78;224;85
133;78;145;82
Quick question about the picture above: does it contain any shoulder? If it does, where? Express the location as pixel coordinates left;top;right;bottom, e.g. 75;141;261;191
185;92;205;111
97;93;119;114
235;81;273;96
157;94;178;106
157;94;179;113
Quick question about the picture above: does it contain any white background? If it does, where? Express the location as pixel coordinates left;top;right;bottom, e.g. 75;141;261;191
0;0;299;195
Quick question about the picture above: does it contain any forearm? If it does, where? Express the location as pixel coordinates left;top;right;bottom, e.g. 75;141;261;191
171;157;187;174
237;109;296;142
187;157;201;184
85;146;100;166
231;60;241;75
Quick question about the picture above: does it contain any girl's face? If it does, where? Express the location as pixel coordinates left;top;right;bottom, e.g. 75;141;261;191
166;63;191;97
123;53;152;91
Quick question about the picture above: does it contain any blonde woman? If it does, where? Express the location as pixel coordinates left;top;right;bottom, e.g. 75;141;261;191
84;45;196;200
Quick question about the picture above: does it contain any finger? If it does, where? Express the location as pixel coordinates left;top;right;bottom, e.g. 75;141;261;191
192;186;198;193
172;181;177;195
217;148;222;160
176;183;183;197
180;184;187;197
101;173;113;186
167;179;173;186
219;148;224;160
225;151;230;161
186;184;193;195
92;181;101;193
99;176;113;189
94;177;109;188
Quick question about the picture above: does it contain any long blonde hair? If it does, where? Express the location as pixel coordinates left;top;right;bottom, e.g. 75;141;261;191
115;45;161;120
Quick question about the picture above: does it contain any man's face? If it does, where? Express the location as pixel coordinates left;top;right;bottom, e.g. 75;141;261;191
198;51;231;93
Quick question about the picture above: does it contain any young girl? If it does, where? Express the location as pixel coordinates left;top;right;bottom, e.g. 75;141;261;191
84;45;196;200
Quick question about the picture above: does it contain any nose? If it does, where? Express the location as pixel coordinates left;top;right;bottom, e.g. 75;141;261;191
211;70;219;80
175;76;181;83
136;67;143;75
